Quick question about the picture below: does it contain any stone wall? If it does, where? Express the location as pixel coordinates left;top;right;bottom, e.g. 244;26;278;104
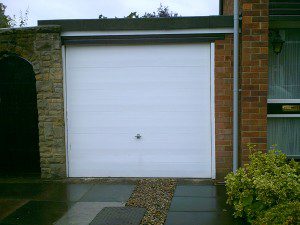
0;26;66;178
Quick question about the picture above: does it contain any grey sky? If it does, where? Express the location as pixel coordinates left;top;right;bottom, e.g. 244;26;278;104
2;0;219;27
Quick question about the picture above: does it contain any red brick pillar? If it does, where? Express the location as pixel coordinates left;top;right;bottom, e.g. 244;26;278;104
241;0;269;165
223;0;234;15
222;0;243;15
215;35;234;180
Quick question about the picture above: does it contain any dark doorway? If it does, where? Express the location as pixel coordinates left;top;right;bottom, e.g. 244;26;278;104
0;53;40;176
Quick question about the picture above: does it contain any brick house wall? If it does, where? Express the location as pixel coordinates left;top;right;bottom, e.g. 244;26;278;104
222;0;243;15
240;0;269;165
219;0;269;172
223;0;235;15
215;35;234;180
0;26;66;178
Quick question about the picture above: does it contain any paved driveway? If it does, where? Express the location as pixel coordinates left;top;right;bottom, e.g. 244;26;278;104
165;185;242;225
0;181;243;225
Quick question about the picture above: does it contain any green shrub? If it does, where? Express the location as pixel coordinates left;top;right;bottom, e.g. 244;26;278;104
225;145;300;224
253;201;300;225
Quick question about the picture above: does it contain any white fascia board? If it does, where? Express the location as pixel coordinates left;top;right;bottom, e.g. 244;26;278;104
267;114;300;118
268;99;300;103
61;28;234;37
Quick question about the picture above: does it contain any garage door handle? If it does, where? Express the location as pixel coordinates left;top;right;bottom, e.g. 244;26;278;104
135;134;142;139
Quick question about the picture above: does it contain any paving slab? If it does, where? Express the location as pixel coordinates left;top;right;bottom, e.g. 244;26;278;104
0;201;72;225
89;207;146;225
165;211;243;225
215;185;227;197
170;197;223;212
54;202;125;225
34;184;92;202
174;185;227;197
174;185;217;197
0;199;28;221
79;184;135;202
0;183;49;200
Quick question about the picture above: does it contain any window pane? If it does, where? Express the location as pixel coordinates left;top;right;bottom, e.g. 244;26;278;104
268;29;300;99
267;117;300;156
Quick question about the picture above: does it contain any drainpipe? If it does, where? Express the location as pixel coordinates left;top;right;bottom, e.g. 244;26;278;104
233;0;239;172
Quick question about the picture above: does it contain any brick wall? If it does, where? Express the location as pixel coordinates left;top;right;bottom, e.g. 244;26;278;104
222;0;243;15
240;0;269;165
0;26;66;178
223;0;234;15
219;0;269;173
215;35;234;180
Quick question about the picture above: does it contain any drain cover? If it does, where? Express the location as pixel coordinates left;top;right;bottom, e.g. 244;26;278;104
89;207;146;225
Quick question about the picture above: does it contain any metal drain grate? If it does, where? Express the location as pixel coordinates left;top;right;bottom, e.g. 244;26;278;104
89;207;146;225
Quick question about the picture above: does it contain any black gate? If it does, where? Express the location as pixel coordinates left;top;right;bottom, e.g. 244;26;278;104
0;53;40;176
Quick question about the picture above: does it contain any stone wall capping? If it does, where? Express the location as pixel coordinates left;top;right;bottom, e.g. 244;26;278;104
0;25;61;35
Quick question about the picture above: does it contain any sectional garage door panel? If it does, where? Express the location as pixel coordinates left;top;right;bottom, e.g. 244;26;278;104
66;43;213;178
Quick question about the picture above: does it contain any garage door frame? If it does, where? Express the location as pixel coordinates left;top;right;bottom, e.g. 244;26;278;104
62;40;216;179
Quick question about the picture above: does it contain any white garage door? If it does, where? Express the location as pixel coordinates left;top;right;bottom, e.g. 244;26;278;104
65;43;214;178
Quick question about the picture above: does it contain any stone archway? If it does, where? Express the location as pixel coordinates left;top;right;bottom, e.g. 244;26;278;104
0;26;67;178
0;53;41;176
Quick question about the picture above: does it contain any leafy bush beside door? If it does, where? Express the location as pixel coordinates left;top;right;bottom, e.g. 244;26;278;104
225;145;300;224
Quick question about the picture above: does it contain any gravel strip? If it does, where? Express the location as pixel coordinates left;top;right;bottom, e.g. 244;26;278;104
126;178;177;225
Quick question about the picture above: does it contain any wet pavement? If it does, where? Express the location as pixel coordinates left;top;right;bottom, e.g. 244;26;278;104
165;185;243;225
0;181;242;225
0;183;135;225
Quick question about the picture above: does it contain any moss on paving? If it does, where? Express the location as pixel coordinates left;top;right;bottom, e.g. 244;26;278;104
126;179;177;225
